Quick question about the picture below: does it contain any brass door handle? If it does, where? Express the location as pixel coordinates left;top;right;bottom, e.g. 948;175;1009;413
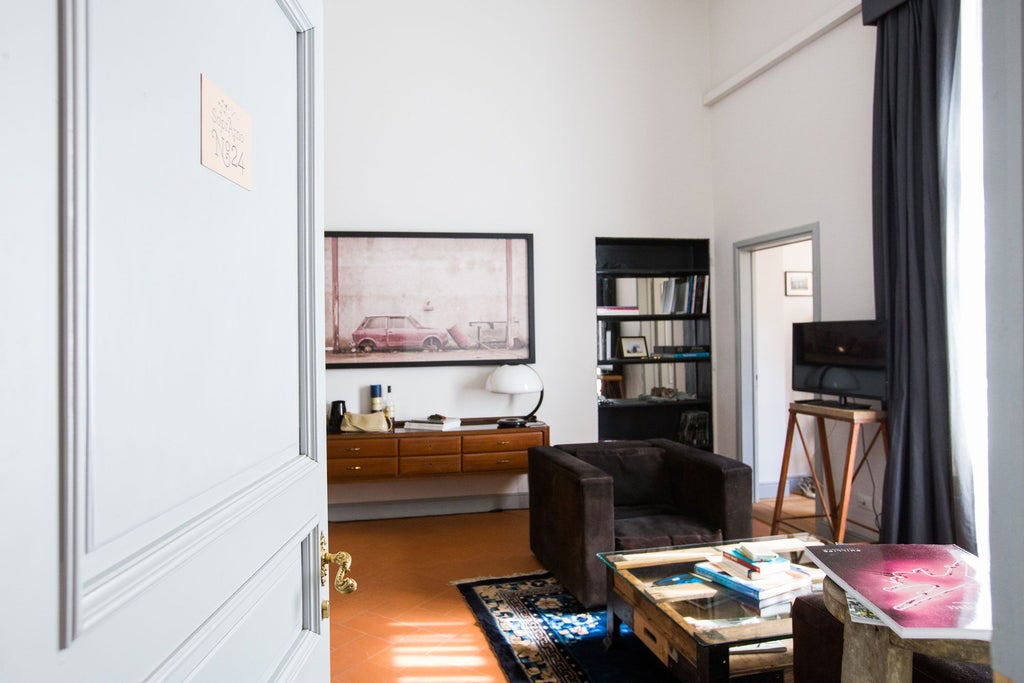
320;533;357;595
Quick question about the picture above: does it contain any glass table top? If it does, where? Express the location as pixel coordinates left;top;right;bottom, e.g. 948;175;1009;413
598;533;827;647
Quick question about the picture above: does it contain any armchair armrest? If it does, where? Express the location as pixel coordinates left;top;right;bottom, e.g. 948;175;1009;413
528;446;614;609
648;439;753;541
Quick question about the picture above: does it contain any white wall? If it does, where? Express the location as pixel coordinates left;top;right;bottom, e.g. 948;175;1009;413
708;11;876;456
323;0;714;509
753;241;814;497
709;0;848;85
708;7;884;538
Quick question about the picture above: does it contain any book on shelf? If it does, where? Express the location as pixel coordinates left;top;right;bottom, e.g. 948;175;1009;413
654;345;710;354
597;305;639;316
669;274;710;315
693;561;812;601
805;544;992;640
660;278;676;315
653;344;710;360
403;417;462;431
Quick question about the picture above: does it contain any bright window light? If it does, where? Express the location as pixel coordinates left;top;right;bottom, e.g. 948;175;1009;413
947;0;989;563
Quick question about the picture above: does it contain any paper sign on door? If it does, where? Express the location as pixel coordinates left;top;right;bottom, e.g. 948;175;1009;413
200;75;252;190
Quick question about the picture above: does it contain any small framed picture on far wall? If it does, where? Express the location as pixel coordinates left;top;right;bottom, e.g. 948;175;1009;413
785;271;813;297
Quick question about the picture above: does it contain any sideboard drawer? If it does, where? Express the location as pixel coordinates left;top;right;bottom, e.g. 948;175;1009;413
462;430;544;454
399;435;461;456
325;423;547;482
327;436;398;459
462;451;528;472
327;457;397;481
400;454;461;476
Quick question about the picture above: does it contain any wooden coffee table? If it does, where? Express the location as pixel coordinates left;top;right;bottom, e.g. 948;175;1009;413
598;534;824;682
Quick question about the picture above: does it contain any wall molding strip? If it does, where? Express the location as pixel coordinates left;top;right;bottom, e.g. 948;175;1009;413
703;1;862;107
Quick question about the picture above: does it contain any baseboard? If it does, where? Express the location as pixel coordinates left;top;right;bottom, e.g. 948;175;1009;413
757;476;805;501
328;492;529;522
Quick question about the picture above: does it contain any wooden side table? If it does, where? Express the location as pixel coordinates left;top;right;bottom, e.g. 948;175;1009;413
820;578;991;682
770;401;889;543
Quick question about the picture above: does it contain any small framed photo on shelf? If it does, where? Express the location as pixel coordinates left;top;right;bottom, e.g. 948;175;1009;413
784;271;813;297
620;336;649;358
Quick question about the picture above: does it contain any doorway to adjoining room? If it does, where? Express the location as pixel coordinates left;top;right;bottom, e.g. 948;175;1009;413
734;227;819;508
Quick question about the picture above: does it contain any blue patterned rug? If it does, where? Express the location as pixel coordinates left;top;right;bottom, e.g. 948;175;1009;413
454;571;675;683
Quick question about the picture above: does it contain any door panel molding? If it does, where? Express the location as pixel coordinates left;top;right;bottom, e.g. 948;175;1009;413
142;520;321;682
80;456;316;632
59;0;319;646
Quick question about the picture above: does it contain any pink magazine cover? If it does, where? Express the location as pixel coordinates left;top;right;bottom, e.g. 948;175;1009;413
805;544;992;640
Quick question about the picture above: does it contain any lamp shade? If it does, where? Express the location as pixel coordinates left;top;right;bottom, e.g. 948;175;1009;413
486;365;544;427
485;364;543;395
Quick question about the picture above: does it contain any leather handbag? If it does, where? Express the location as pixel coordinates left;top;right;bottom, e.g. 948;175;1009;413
340;410;392;433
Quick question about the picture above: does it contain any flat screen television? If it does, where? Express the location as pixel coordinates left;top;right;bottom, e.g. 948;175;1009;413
792;320;887;407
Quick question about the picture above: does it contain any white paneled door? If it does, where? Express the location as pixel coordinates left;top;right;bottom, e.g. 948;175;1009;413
0;1;330;681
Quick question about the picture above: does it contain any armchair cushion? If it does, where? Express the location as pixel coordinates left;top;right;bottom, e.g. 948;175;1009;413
614;513;722;550
571;446;672;507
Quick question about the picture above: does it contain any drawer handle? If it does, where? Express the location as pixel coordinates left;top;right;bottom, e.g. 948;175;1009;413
346;447;361;452
346;465;362;471
496;440;511;446
497;458;511;464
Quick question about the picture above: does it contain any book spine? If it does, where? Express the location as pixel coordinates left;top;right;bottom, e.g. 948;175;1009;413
717;557;758;581
693;563;759;599
653;345;710;354
724;549;790;575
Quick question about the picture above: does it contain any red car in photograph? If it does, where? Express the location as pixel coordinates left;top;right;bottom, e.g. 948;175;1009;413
351;315;448;352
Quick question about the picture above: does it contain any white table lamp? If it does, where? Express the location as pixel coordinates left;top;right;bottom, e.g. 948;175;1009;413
485;364;544;428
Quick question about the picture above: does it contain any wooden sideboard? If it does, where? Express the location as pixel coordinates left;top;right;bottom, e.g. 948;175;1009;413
326;421;550;483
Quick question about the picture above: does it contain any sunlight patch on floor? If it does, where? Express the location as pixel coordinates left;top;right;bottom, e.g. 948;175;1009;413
397;677;497;683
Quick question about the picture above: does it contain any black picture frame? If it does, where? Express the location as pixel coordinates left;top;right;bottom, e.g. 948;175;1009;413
325;231;535;368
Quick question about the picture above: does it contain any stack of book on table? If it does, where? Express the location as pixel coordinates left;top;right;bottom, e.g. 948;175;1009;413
694;542;815;616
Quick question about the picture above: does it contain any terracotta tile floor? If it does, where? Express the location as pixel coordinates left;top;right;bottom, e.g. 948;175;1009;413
327;500;795;681
327;510;542;682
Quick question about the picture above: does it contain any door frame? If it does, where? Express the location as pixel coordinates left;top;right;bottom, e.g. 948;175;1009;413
732;224;820;493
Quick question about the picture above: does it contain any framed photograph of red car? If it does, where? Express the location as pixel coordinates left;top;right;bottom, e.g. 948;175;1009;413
325;232;535;368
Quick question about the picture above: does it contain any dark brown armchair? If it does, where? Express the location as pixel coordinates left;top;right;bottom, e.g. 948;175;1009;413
528;438;752;609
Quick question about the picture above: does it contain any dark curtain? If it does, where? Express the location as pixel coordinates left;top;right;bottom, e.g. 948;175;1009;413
870;0;960;545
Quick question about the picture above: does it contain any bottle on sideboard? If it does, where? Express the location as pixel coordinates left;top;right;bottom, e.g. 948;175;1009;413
384;385;395;420
370;384;383;412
